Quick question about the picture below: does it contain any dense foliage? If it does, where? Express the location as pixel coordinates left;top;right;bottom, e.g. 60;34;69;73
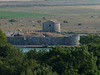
80;34;100;71
80;34;100;45
0;30;100;75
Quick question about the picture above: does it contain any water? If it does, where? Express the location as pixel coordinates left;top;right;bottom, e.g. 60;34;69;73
20;48;50;53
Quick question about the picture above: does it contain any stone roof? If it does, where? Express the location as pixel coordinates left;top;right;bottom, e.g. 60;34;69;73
49;19;60;23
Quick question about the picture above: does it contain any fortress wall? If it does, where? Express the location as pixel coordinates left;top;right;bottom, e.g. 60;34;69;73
7;35;80;46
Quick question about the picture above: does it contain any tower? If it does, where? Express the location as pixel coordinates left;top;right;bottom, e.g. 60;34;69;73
43;19;61;32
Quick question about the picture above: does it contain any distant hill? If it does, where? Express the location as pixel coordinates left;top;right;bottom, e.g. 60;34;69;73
0;0;36;1
0;0;100;1
1;0;82;1
0;0;44;1
0;0;100;7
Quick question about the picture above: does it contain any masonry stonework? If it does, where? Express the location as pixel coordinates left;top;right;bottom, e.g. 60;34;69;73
6;20;80;46
43;20;61;32
7;34;80;46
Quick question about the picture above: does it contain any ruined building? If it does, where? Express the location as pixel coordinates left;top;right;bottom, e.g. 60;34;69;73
43;19;61;32
7;19;80;47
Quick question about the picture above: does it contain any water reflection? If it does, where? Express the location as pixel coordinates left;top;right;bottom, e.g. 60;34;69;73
20;48;50;53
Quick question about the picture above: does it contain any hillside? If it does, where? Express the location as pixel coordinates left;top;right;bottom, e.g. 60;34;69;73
0;0;100;2
0;0;100;33
0;0;100;7
0;0;37;1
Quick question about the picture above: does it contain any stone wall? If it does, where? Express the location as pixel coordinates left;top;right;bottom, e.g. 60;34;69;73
43;20;60;32
7;34;80;46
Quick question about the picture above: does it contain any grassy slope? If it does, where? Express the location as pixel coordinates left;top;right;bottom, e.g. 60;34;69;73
0;6;100;18
0;0;100;33
0;11;54;18
0;6;100;33
1;0;100;7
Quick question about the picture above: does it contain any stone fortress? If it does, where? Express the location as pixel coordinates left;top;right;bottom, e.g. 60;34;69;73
7;19;80;47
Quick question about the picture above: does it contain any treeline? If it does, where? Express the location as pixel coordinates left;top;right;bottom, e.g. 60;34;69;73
0;29;100;75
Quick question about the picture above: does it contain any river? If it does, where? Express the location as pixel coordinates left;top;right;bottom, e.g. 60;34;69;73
20;48;50;53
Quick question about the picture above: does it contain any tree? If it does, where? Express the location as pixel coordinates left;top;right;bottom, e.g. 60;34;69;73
39;46;98;75
0;29;7;45
80;34;100;45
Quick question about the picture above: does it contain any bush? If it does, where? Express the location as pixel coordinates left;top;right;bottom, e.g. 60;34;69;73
9;19;17;22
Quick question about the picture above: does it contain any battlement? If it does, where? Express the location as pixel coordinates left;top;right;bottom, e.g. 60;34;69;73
7;34;80;47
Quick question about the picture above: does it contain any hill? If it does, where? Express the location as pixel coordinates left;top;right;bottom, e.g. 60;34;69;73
0;0;100;33
0;0;100;7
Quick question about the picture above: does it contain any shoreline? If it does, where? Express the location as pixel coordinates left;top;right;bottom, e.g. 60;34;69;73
14;45;55;48
14;45;79;48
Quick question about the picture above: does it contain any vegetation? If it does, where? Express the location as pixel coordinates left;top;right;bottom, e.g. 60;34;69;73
80;34;100;71
0;11;53;18
0;29;100;75
0;6;100;33
1;0;100;7
9;19;17;22
80;34;100;45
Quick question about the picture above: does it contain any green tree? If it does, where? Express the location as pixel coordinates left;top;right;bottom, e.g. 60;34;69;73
80;34;100;45
39;46;98;75
0;29;7;45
